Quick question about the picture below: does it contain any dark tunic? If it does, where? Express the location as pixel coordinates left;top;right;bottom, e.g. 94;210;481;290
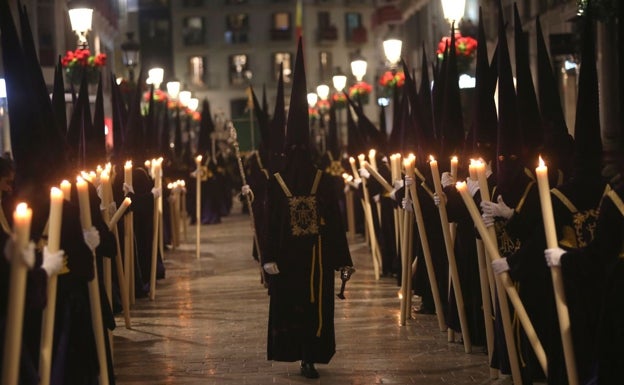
265;160;352;364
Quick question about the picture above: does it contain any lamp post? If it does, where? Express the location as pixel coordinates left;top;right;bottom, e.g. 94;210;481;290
350;50;368;82
148;67;164;90
332;67;348;150
179;90;192;107
68;1;93;50
316;84;330;101
121;32;140;83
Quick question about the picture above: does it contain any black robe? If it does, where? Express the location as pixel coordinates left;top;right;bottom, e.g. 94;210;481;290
265;159;352;364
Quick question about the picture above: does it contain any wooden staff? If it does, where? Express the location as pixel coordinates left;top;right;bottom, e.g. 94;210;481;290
536;158;577;384
457;181;548;379
180;180;188;242
429;156;471;353
76;178;110;385
150;160;162;300
356;156;382;280
404;156;446;332
124;161;135;305
2;203;31;385
167;183;178;250
195;156;202;259
342;174;356;241
39;189;64;385
97;174;114;359
476;238;498;379
390;154;401;254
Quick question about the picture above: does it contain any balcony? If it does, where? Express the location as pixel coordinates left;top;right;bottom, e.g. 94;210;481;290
349;26;367;44
270;28;292;41
317;26;338;42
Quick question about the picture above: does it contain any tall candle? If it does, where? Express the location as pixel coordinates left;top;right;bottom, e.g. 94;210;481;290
124;160;133;189
468;159;478;180
13;203;32;251
108;197;132;231
474;160;489;201
348;157;359;181
450;156;458;180
429;155;440;188
369;149;378;170
535;157;558;248
76;177;92;229
60;180;71;201
47;188;63;253
100;171;111;205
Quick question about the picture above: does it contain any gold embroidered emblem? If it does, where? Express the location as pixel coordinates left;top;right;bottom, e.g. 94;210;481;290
288;196;319;237
325;161;345;177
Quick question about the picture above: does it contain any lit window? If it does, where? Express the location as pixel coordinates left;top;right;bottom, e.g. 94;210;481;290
273;12;290;31
273;52;292;83
230;54;250;86
319;51;332;81
345;12;362;41
225;13;249;44
188;56;205;86
183;16;205;45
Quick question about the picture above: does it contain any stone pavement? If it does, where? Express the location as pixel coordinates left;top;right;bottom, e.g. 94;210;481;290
112;203;511;385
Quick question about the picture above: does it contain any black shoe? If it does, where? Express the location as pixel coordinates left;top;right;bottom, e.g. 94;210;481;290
300;362;319;379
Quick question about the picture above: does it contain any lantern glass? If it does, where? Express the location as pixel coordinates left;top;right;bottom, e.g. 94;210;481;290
148;67;164;88
383;39;402;66
167;81;181;99
351;59;367;82
188;98;199;112
332;74;347;93
441;0;466;22
68;8;93;33
316;84;330;100
307;93;318;108
179;91;192;106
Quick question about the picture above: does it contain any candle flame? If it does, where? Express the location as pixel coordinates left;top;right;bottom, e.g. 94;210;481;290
196;155;203;162
408;153;415;160
167;183;174;189
358;154;365;162
397;290;403;299
60;180;70;187
369;149;376;158
469;158;478;166
538;155;545;168
180;180;186;187
451;155;458;162
403;158;412;167
145;160;151;168
50;187;63;199
349;156;355;163
125;160;132;168
456;181;466;190
342;173;350;180
76;176;85;184
96;165;103;172
15;202;29;216
429;155;436;162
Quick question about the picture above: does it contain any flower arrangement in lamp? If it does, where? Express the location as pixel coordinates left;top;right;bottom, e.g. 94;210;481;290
143;89;169;104
348;81;373;104
332;92;347;109
308;106;320;121
436;32;477;75
61;48;107;85
379;70;405;97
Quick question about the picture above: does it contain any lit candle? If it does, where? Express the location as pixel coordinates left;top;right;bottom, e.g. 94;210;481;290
124;160;133;189
47;188;64;253
450;156;458;181
195;156;202;260
363;162;393;193
368;149;378;171
108;197;132;231
429;155;440;189
60;180;71;201
13;203;32;252
468;159;478;180
76;176;92;229
95;165;102;181
348;157;360;181
536;157;558;248
100;171;111;206
474;159;489;200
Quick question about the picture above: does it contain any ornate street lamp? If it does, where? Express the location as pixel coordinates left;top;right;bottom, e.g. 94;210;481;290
350;51;368;82
383;27;402;69
307;92;318;108
188;98;199;112
166;80;181;100
441;0;466;23
68;0;93;49
332;67;347;93
148;67;164;89
316;84;330;101
179;90;192;107
121;32;140;82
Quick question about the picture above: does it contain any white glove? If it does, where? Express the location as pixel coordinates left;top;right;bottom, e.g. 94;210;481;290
83;227;101;253
482;213;495;227
263;262;280;275
433;192;446;207
42;246;65;277
151;187;162;199
343;185;350;195
441;172;455;188
401;197;413;212
545;247;565;267
373;194;380;203
352;179;362;189
123;182;134;195
390;189;399;201
107;201;117;218
358;168;370;180
492;258;510;275
466;177;479;197
241;184;251;196
381;156;388;164
404;176;414;187
96;184;104;200
393;179;404;190
3;237;35;268
481;195;514;219
190;170;198;178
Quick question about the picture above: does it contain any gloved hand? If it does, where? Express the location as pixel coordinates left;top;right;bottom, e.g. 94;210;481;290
481;195;514;219
466;177;479;197
393;179;404;190
3;237;35;268
373;194;380;203
358;167;370;180
401;197;413;212
352;179;362;189
190;170;198;178
263;262;280;275
482;213;495;227
83;227;101;253
151;187;162;199
492;258;510;275
433;192;446;207
42;246;65;277
123;182;134;196
545;247;566;267
107;201;117;218
404;176;414;187
441;172;455;188
241;184;252;196
96;184;104;200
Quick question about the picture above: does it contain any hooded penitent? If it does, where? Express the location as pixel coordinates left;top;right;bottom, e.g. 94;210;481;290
197;98;215;157
251;86;270;164
269;62;286;174
122;69;146;162
466;7;497;163
418;44;437;159
89;74;108;166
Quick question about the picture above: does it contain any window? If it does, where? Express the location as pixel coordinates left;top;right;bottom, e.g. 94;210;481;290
225;13;249;44
273;52;292;83
183;16;205;45
317;11;337;41
229;54;250;86
318;51;332;81
188;56;206;86
270;12;291;40
345;12;363;42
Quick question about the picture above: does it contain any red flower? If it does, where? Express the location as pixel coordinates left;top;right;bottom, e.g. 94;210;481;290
436;32;477;61
378;71;405;88
348;81;373;98
61;48;107;69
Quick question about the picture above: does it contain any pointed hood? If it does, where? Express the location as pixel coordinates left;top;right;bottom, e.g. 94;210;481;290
66;73;93;170
52;57;69;140
88;73;107;166
439;23;465;169
572;11;602;178
418;44;437;157
262;84;269;117
327;103;340;159
110;72;127;159
514;3;542;161
269;62;286;172
251;86;270;149
284;38;310;153
145;84;158;157
159;96;172;159
123;69;146;161
496;0;524;196
467;8;498;162
197;98;214;156
536;16;573;172
346;104;366;157
345;92;387;154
